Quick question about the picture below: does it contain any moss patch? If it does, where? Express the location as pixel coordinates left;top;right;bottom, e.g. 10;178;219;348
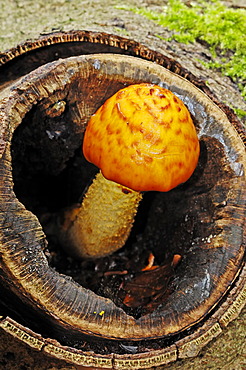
117;0;246;100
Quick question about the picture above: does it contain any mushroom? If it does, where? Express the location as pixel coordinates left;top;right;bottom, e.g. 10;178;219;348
59;83;200;258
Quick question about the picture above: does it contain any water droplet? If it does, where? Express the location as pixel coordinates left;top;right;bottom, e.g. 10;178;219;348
93;59;101;70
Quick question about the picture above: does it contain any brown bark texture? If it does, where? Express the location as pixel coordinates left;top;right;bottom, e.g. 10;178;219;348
0;1;245;369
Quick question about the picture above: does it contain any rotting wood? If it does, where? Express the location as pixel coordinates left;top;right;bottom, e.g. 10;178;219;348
0;31;245;369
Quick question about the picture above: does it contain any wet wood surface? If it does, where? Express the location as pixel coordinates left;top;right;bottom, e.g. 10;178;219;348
0;2;245;369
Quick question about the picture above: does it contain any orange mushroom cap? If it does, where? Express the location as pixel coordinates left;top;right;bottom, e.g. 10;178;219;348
83;83;200;192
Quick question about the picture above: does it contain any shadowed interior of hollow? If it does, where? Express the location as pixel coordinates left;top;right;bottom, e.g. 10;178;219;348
10;82;235;321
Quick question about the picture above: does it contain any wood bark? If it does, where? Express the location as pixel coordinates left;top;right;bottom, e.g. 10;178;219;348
0;1;245;366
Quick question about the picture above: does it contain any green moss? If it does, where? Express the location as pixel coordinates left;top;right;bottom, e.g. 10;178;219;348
113;27;130;37
117;0;246;98
233;107;246;120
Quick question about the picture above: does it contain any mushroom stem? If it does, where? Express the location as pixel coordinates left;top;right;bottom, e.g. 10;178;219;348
60;171;142;258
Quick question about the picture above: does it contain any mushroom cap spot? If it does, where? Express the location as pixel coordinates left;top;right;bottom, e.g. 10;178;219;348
83;83;200;192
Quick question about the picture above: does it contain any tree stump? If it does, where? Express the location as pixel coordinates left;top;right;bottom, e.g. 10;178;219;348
0;31;245;369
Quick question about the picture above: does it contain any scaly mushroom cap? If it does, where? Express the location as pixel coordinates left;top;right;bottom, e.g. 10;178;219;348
83;83;200;192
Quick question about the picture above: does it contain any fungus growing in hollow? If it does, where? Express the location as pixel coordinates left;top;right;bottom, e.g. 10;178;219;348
59;83;200;258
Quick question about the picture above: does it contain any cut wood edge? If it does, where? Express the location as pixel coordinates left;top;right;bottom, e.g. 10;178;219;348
0;264;245;368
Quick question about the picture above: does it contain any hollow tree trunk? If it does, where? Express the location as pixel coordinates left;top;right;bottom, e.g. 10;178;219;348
0;1;245;370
